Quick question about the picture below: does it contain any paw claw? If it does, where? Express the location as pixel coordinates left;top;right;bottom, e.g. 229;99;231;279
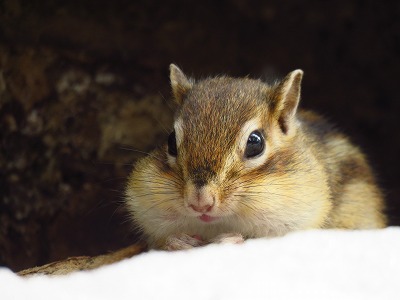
164;233;205;251
210;233;244;244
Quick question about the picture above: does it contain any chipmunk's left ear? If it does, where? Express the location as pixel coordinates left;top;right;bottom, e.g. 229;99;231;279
170;64;193;105
271;69;303;134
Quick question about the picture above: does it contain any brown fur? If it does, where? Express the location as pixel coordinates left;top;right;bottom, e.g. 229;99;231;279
125;65;386;249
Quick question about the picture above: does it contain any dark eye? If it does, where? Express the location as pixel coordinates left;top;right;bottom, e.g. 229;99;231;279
245;130;264;158
167;131;178;156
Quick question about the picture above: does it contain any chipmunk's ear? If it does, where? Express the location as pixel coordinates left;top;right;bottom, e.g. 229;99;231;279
271;69;303;134
170;64;193;105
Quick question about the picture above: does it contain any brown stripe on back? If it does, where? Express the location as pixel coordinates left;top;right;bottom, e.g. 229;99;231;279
329;155;376;203
298;110;337;144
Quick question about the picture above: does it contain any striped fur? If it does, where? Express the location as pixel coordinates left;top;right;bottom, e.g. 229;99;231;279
125;65;386;248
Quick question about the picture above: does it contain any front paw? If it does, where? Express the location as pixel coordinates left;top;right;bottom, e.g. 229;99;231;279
209;233;244;244
164;233;206;251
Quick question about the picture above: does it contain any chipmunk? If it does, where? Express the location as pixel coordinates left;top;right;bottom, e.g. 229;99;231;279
125;64;386;250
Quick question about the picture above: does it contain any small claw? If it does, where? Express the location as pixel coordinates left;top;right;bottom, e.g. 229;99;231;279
209;233;244;244
164;233;206;251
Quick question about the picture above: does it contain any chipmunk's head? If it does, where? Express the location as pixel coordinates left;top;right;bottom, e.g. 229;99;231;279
166;64;306;225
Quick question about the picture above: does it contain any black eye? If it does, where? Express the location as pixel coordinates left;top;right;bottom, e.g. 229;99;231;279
245;130;264;158
167;131;178;156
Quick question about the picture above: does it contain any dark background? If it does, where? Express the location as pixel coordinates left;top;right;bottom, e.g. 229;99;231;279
1;0;399;271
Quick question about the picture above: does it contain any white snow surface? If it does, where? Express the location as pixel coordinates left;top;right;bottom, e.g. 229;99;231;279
2;227;400;300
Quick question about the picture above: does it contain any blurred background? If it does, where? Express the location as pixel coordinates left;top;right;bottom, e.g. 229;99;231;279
1;0;399;271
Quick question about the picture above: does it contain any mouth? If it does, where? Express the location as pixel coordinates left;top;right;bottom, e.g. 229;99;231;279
198;214;220;223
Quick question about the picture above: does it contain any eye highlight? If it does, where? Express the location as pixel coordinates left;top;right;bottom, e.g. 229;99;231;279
167;131;178;156
245;130;264;158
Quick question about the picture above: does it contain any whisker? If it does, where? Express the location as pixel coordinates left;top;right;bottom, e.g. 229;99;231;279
131;197;180;219
158;91;176;113
130;178;181;187
119;145;166;163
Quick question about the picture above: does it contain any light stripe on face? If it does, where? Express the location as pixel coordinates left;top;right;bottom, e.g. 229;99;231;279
173;118;184;149
167;118;184;165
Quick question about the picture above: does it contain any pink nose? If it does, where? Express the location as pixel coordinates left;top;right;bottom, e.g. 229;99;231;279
189;203;213;213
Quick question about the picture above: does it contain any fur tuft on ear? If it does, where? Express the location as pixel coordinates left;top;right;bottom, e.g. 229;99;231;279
169;64;193;105
272;69;303;134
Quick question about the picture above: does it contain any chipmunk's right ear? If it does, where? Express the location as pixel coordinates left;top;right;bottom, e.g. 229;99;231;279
270;69;303;135
170;64;193;105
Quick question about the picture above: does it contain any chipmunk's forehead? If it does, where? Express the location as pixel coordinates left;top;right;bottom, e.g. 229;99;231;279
174;77;269;163
178;77;268;130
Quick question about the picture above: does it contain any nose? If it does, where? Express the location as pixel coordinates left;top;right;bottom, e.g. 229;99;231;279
189;203;213;213
186;185;216;214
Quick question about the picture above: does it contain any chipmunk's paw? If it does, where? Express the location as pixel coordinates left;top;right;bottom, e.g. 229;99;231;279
209;233;244;244
164;233;205;251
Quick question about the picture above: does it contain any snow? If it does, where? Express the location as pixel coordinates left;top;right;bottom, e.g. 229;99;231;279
2;227;400;300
